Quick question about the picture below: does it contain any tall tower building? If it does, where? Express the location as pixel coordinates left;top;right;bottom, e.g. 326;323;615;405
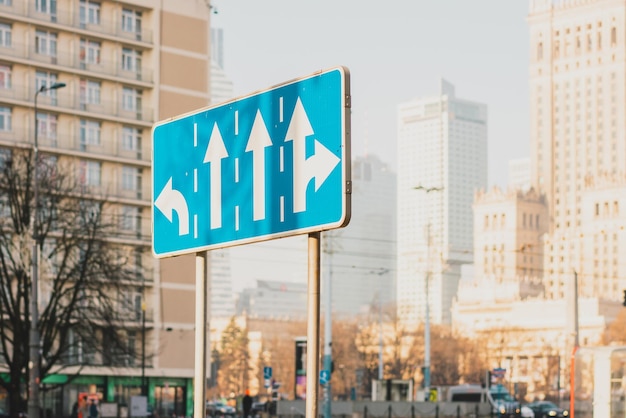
0;1;212;415
529;0;626;302
209;27;233;105
327;154;396;316
396;80;487;325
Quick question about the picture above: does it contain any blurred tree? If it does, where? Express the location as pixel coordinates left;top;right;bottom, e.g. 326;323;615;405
218;317;250;396
328;319;359;399
0;148;141;417
603;308;626;345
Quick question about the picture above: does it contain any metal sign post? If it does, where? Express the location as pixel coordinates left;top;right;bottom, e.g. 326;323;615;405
194;252;207;418
306;232;321;418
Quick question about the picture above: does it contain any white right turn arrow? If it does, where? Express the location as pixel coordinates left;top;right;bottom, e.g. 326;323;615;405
285;97;340;213
155;177;189;236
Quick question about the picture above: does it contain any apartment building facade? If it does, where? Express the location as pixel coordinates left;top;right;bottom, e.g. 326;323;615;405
0;0;212;416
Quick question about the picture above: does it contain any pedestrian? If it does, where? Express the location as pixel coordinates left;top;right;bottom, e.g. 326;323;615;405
89;399;99;418
242;390;252;418
71;402;79;418
79;395;89;418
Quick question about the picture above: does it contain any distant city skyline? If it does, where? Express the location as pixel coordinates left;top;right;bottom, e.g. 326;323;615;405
211;1;530;295
211;0;530;189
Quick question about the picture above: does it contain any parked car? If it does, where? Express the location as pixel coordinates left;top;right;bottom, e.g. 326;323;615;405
250;402;266;418
520;405;535;418
525;401;569;418
206;402;236;418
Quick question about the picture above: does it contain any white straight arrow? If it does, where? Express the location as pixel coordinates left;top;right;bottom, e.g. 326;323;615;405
284;97;340;213
203;122;228;229
245;110;273;221
155;177;189;236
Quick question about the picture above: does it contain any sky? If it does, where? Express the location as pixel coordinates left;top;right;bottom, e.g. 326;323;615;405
210;0;531;292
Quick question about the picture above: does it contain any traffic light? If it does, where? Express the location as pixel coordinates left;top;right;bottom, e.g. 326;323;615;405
623;290;626;307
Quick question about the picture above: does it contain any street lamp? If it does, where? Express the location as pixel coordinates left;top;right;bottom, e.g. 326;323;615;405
413;184;443;400
29;81;66;418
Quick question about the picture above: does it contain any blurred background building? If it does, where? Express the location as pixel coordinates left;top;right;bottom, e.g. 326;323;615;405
396;80;487;326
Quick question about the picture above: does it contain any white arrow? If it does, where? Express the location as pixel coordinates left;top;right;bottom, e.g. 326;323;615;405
285;97;340;213
203;122;228;229
155;177;190;236
245;110;273;221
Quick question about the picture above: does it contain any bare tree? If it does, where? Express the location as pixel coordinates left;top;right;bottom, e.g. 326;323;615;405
0;148;142;417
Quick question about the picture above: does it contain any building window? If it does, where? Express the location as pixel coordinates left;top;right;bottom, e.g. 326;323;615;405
0;23;11;47
36;72;60;101
80;79;101;105
121;48;141;72
0;0;13;5
79;0;101;26
120;205;139;231
0;106;11;131
554;41;560;58
122;87;141;112
122;126;140;151
537;42;543;60
611;27;617;46
35;30;57;57
80;39;101;65
35;0;56;15
122;166;139;191
121;8;142;35
80;120;101;147
78;160;101;187
0;65;11;89
37;113;57;140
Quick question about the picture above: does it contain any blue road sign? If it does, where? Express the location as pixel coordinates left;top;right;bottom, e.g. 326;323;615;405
152;67;351;257
264;366;272;380
320;369;330;385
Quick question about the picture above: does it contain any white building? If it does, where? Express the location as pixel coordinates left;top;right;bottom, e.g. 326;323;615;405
236;280;307;319
231;154;397;318
508;158;531;192
528;0;626;304
396;79;487;325
210;28;234;105
327;154;396;317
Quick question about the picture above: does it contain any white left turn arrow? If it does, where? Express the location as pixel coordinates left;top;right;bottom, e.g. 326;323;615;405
245;110;273;221
203;122;228;229
155;177;190;236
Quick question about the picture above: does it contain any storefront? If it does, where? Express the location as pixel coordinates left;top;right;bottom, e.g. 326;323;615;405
0;374;193;418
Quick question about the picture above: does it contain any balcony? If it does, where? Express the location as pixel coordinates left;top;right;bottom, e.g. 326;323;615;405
0;41;154;84
0;83;154;124
0;2;153;45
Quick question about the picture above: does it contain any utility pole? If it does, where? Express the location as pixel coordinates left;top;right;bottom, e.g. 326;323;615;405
413;185;443;400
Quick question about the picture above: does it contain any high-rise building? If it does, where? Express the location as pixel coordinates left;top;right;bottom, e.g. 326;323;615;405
0;1;212;415
209;27;233;105
396;80;487;325
508;157;531;192
529;0;626;303
230;154;397;318
327;154;396;317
